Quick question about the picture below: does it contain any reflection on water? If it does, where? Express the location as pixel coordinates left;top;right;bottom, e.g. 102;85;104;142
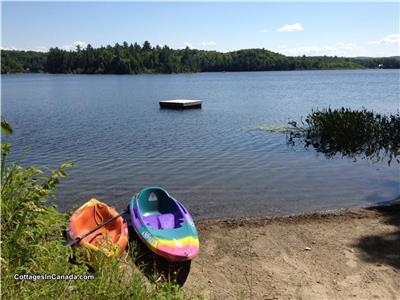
2;70;400;219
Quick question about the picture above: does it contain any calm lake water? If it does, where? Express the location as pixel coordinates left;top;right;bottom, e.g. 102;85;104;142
2;70;399;219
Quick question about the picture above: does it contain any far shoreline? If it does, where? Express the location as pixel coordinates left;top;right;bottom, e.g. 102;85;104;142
3;67;399;76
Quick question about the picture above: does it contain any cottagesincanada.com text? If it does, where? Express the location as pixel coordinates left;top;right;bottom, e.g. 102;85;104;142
14;274;95;281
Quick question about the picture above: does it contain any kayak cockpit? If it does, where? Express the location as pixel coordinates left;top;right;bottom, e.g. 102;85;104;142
68;199;129;257
137;189;186;231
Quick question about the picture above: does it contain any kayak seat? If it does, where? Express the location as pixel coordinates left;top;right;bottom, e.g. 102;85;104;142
143;213;176;230
158;213;175;229
143;215;160;229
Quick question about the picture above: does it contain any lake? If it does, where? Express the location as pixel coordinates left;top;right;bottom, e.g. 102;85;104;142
2;70;399;219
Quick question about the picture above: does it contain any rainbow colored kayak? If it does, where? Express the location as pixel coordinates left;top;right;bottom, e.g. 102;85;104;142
129;187;199;261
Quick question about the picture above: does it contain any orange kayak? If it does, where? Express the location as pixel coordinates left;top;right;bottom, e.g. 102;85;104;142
67;199;129;257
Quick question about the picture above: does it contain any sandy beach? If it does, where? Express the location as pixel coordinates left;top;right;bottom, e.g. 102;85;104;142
183;202;400;299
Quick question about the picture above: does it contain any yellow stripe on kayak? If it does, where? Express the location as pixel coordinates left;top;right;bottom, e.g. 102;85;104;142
153;236;199;248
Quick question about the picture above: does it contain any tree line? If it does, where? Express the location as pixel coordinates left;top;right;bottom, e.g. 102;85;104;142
2;41;399;74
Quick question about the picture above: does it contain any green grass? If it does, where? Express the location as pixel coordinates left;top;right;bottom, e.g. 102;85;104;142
1;121;198;299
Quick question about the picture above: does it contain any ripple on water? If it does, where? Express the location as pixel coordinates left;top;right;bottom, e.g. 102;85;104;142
2;71;400;217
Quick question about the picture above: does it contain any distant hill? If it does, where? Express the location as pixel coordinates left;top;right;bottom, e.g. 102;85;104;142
353;56;400;60
1;50;47;73
1;42;399;74
353;56;400;69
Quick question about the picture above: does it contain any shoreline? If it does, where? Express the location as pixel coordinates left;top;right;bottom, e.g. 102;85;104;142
195;205;369;224
193;198;400;223
184;201;400;299
3;67;399;76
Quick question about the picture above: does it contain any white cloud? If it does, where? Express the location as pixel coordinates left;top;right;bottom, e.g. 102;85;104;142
183;42;193;49
61;41;87;51
33;46;48;52
280;46;335;56
277;42;361;56
368;33;400;45
1;45;48;52
277;23;304;32
261;29;268;33
1;46;18;51
200;41;216;46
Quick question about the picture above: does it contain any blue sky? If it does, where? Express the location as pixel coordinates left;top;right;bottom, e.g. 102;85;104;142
2;2;399;57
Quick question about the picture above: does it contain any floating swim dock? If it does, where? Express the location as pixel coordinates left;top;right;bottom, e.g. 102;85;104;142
159;99;202;109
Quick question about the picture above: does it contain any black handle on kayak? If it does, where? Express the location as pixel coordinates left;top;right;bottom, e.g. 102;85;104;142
66;208;129;247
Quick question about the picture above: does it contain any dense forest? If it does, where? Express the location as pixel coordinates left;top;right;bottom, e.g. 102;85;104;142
2;41;399;74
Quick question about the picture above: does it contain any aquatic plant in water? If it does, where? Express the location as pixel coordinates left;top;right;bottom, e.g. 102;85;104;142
287;107;400;165
254;124;294;133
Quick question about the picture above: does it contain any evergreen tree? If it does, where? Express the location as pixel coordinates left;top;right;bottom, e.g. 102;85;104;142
2;43;399;74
